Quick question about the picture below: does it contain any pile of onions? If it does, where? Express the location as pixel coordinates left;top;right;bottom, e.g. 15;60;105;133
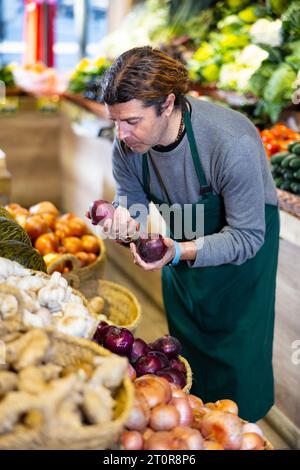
93;326;187;388
122;376;267;451
122;375;203;450
88;199;167;263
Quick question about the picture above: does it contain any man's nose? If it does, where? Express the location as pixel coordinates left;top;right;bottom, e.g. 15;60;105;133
116;122;130;140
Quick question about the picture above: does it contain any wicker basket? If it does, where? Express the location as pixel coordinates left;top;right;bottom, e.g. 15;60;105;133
47;237;106;290
81;279;142;334
179;355;192;393
0;327;134;450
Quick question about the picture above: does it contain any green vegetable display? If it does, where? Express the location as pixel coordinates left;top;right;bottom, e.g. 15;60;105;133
271;141;300;195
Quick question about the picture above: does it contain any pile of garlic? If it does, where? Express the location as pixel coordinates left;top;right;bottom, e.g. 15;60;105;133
0;257;104;339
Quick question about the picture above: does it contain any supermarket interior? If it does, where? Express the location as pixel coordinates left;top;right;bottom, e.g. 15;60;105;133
0;0;299;451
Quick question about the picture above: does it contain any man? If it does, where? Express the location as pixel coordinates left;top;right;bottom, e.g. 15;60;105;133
98;46;279;421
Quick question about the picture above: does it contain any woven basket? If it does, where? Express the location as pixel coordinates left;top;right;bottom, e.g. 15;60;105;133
0;271;98;339
81;279;142;334
0;327;134;450
47;237;106;290
179;355;192;393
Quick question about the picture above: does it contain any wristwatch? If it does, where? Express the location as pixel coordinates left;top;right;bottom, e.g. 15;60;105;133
169;241;181;266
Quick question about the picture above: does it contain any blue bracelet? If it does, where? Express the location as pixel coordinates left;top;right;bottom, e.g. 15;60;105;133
169;241;181;266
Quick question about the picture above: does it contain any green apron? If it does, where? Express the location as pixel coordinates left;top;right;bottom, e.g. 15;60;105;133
142;108;280;422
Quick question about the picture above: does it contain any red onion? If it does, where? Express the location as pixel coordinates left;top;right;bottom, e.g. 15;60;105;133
156;368;186;389
129;338;150;364
146;351;170;369
135;234;167;263
150;335;182;358
135;354;162;377
169;357;186;374
88;199;115;226
92;321;110;345
102;326;134;356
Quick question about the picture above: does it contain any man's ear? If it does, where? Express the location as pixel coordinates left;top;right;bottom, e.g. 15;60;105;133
162;93;176;117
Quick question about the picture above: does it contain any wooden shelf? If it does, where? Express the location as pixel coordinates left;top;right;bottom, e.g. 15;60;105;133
63;92;107;119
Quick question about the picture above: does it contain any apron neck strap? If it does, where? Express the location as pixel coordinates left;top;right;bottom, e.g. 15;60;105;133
142;101;209;194
183;106;208;188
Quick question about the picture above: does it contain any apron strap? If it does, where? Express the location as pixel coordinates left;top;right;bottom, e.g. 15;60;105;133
183;108;209;189
142;152;151;196
142;101;211;197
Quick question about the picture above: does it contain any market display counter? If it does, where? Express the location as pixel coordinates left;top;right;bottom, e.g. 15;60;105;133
0;93;299;448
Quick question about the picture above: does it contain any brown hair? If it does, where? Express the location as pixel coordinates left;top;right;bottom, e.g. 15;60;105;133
101;46;189;115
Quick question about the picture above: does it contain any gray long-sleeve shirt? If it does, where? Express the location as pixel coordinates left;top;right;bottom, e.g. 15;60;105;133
112;96;278;268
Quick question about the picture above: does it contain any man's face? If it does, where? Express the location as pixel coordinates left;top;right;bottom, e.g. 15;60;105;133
105;99;168;153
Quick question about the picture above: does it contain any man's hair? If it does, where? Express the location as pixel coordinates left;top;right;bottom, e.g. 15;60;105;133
101;46;189;115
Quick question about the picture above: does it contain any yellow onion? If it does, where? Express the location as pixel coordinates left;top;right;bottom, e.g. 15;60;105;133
200;410;243;450
125;392;150;431
171;397;193;427
149;404;180;431
121;430;143;450
240;433;265;450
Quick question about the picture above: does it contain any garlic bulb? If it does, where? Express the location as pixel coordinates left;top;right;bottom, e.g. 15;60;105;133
0;293;18;319
0;257;28;279
38;286;67;311
55;316;88;337
62;302;90;319
35;308;53;328
17;275;46;292
23;309;45;329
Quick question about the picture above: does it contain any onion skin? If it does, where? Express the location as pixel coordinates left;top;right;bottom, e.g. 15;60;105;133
172;426;204;450
169;357;186;374
141;375;172;404
242;423;264;438
102;326;134;356
135;376;170;408
149;404;180;431
214;399;239;415
188;394;204;411
135;354;162;377
150;335;182;358
129;338;150;364
203;440;224;450
171;397;193;427
156;368;186;389
89;199;115;226
144;431;174;450
126;392;150;431
122;431;143;450
240;433;265;450
171;387;187;399
146;351;170;369
135;234;167;263
92;321;110;345
200;410;243;450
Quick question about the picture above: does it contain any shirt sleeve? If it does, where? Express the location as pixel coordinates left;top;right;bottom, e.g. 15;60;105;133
189;133;269;268
112;138;150;228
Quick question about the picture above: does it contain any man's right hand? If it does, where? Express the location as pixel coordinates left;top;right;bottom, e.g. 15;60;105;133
86;206;139;242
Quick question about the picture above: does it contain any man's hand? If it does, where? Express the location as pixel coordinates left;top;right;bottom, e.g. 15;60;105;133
100;206;140;242
130;238;176;272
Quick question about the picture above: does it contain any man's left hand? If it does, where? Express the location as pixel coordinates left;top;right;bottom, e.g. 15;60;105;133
130;238;176;272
